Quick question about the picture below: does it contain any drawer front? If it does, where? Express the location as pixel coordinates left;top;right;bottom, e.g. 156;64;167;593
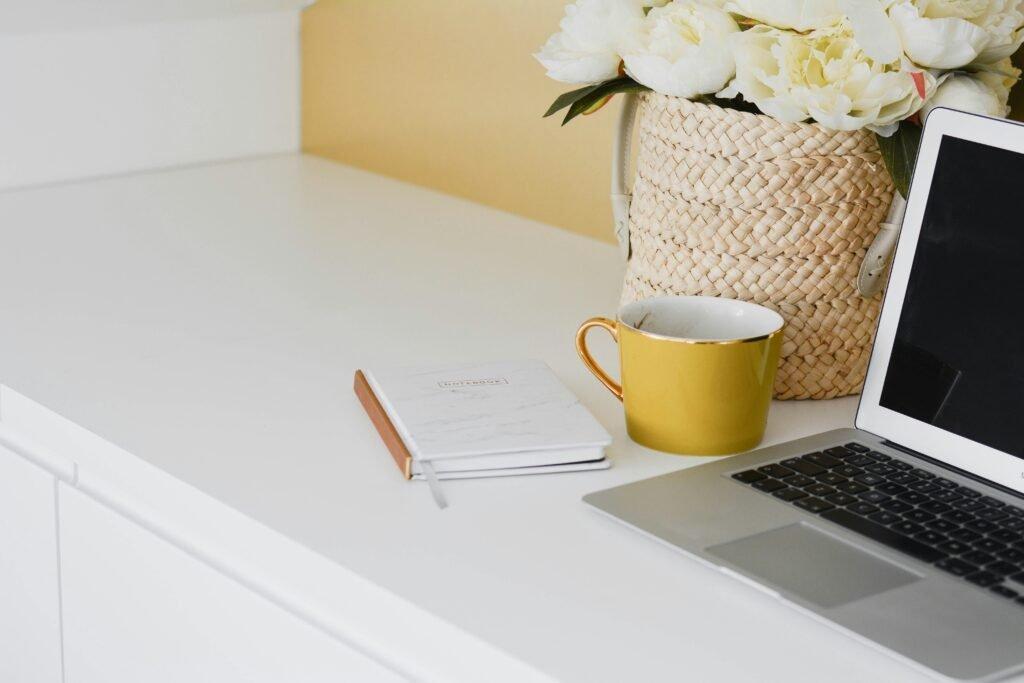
59;485;405;683
0;445;62;683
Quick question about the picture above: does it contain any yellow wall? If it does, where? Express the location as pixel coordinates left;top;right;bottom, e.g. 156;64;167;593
301;0;619;243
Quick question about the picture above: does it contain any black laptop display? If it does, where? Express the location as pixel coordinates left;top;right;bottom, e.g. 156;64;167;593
881;136;1024;459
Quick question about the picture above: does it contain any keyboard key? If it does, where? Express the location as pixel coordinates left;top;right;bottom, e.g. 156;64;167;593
957;486;982;499
869;511;902;525
974;539;1006;554
826;446;856;457
980;496;1005;508
990;529;1021;544
943;510;975;524
773;487;808;502
966;571;1001;587
821;509;946;563
848;502;879;516
866;463;898;476
977;508;1009;522
815;472;846;486
794;497;834;513
932;490;963;503
753;479;786;493
908;481;940;494
867;450;892;461
825;492;858;506
926;518;958;532
804;483;836;497
955;500;987;512
986;561;1019;576
919;501;952;514
887;473;918;485
834;465;863;478
859;490;890;504
965;519;998;534
991;585;1019;599
877;483;907;496
881;500;913;514
961;550;995;566
758;464;794;479
847;454;874;466
890;460;914;471
915;530;947;545
949;528;982;543
804;452;842;468
937;540;972;554
733;470;767;484
836;481;868;494
898;492;929;505
781;458;825;477
1000;518;1024;531
853;473;885;486
997;547;1024;562
903;510;935;524
935;558;978;576
844;442;870;453
933;477;958;489
1006;506;1024;518
910;469;935;480
892;521;925;536
785;475;815;488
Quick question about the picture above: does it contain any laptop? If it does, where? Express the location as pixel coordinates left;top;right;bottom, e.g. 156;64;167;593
584;107;1024;682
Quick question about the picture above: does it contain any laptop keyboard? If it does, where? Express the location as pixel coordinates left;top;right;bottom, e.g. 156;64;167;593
731;442;1024;606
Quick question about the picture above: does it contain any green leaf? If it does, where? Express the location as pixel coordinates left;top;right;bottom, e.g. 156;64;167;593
544;83;603;118
876;120;922;198
560;76;649;126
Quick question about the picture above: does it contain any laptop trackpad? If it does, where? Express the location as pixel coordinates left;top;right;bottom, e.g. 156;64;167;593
707;523;920;609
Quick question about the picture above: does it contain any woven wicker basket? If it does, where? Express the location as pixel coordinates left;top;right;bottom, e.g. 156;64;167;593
615;92;896;400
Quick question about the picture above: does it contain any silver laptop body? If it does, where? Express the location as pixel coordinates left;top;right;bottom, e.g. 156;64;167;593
584;109;1024;682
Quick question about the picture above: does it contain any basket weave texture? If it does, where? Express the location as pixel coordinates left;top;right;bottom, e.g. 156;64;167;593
622;93;894;399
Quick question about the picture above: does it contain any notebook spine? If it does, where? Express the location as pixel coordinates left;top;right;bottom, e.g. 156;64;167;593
353;370;413;479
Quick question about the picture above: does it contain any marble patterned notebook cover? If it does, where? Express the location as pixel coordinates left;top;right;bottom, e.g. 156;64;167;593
362;360;612;464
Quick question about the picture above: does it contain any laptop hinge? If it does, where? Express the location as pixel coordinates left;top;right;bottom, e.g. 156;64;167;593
882;440;1024;501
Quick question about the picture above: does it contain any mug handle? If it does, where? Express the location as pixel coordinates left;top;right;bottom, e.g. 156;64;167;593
575;317;623;401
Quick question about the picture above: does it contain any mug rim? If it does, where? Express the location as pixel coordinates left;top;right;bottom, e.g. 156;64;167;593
617;295;785;345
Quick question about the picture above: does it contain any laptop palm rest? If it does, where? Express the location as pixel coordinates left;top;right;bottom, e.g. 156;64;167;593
707;523;921;609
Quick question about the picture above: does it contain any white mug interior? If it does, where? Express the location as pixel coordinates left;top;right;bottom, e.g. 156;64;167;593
619;296;784;342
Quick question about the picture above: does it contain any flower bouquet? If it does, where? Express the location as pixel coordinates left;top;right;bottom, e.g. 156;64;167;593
536;1;1023;399
537;0;1022;196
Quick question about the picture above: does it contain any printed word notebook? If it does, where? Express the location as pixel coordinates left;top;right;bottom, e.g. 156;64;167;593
355;360;612;505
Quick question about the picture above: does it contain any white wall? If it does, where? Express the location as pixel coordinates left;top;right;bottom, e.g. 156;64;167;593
0;3;304;190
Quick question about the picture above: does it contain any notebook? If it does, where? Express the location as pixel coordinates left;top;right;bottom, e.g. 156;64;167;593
354;360;612;503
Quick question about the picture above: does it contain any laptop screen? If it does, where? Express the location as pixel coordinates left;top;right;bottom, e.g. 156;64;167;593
879;136;1024;459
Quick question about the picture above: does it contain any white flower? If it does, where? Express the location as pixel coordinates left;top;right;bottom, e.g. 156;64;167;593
622;1;740;98
975;56;1022;105
534;0;646;84
720;23;935;134
921;73;1007;119
722;0;902;63
887;0;1024;69
722;0;845;30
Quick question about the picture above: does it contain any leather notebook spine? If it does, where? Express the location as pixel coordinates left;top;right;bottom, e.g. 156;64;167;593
353;370;413;479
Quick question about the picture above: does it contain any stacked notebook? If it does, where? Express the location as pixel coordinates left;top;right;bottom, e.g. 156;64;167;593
355;360;612;504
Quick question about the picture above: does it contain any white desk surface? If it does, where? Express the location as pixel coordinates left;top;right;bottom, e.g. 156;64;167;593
0;154;954;682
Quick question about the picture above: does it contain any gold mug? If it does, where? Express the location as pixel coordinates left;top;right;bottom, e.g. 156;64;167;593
576;296;784;455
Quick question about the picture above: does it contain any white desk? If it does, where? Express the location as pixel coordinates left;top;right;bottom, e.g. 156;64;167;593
0;155;970;682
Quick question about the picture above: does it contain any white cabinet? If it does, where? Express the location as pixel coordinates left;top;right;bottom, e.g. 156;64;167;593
0;444;63;683
58;485;405;683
